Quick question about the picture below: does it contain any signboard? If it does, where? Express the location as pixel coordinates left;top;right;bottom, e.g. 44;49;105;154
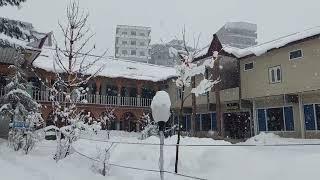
12;121;29;129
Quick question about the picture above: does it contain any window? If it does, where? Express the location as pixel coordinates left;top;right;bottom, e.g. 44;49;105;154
257;106;294;132
131;31;136;36
201;114;211;131
121;31;127;35
131;41;136;45
140;42;145;46
268;66;281;83
131;50;136;55
139;33;145;36
122;50;127;55
289;49;303;60
122;41;127;45
244;62;254;71
304;104;320;130
139;51;145;56
267;108;284;131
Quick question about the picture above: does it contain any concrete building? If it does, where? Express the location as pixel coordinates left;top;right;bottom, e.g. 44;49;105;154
150;40;194;67
115;25;151;63
165;35;249;139
216;22;257;49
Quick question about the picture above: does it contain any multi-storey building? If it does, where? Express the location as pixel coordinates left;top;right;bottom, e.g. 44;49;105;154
150;39;193;67
232;26;320;139
216;22;257;49
115;25;151;63
166;35;250;139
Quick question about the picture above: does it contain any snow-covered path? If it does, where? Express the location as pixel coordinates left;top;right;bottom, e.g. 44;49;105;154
1;132;320;180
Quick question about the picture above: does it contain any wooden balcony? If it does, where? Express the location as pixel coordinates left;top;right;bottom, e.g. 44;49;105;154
0;90;152;108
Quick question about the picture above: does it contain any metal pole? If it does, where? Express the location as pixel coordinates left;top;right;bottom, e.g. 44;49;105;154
159;130;164;180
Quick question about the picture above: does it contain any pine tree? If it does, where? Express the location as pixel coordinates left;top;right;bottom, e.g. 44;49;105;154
0;0;33;49
0;59;43;153
0;0;26;7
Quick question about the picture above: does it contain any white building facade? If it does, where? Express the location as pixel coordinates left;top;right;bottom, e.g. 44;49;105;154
115;25;151;63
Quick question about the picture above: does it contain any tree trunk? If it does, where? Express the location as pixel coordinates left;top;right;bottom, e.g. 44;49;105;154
191;76;196;136
175;86;184;173
214;57;224;137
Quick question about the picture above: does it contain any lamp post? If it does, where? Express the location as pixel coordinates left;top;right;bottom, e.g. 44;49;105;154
151;91;171;180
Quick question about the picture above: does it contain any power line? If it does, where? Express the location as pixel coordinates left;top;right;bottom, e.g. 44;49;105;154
79;137;320;147
73;146;207;180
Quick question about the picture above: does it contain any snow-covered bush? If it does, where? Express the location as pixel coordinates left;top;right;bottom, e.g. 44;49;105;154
139;113;158;140
91;145;114;176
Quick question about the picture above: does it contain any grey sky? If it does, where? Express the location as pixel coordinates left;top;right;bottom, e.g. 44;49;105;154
1;0;319;55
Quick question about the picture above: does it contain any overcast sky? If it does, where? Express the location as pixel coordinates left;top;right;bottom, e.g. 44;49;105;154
1;0;319;55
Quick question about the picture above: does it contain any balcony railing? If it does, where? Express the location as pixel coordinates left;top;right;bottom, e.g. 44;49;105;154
0;90;152;108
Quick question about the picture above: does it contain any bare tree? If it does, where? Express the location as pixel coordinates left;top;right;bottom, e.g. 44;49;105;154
51;0;107;160
172;28;220;173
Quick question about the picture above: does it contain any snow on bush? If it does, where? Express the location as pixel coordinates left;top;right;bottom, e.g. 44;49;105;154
139;113;158;140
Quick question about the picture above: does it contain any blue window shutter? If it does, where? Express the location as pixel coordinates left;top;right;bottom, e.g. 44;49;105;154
211;113;217;130
304;105;316;130
284;107;294;131
257;109;267;131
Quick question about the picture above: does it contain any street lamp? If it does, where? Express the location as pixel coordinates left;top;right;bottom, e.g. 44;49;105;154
151;91;171;180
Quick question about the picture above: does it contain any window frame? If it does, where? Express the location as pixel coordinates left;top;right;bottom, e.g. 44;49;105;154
268;65;282;84
256;105;294;132
139;42;145;46
121;50;127;55
139;51;145;57
131;50;136;55
244;62;254;71
303;103;320;131
131;40;136;46
289;49;303;60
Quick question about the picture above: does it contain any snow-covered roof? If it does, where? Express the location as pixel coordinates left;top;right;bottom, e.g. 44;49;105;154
223;26;320;58
0;33;31;48
33;48;177;82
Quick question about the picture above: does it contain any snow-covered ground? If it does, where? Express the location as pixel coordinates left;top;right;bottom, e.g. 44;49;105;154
1;131;320;180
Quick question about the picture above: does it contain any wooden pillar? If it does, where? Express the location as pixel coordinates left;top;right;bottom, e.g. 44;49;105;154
116;79;123;106
136;81;143;98
95;79;101;95
136;81;143;107
94;79;101;104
